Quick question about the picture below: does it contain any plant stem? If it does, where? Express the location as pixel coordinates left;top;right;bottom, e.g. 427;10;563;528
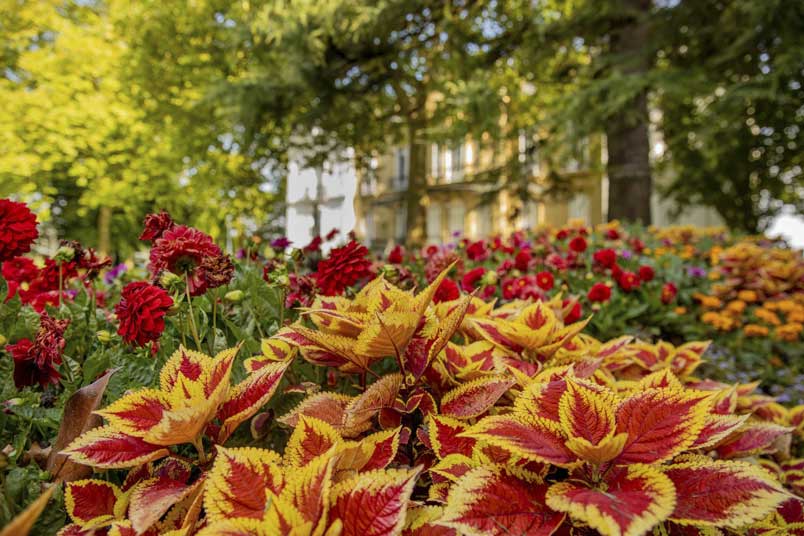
209;293;217;355
58;263;63;307
193;436;207;464
185;273;202;350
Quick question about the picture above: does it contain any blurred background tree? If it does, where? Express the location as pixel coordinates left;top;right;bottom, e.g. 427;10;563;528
0;0;801;254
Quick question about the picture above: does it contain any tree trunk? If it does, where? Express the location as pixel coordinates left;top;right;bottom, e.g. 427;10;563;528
605;0;653;225
97;206;112;256
405;120;427;246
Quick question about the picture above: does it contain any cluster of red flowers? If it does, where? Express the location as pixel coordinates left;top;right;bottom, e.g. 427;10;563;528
312;240;373;296
5;312;69;388
0;199;38;262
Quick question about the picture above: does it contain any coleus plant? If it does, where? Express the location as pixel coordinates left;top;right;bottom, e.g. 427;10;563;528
22;266;802;535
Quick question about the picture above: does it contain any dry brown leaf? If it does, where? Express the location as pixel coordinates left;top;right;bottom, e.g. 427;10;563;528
46;368;116;481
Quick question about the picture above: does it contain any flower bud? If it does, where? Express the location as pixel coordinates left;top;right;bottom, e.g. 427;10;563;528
96;330;113;343
54;246;75;263
224;290;245;303
481;270;498;286
289;248;304;262
159;271;184;292
0;334;6;347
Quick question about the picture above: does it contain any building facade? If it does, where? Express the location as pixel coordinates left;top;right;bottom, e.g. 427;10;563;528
286;135;723;251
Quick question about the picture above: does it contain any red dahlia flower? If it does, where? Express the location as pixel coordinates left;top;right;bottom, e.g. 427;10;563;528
2;257;39;300
587;282;612;302
661;282;678;304
425;249;462;283
638;265;655;282
568;236;588;253
466;240;489;261
387;244;404;264
514;249;532;271
605;228;620;240
0;199;38;262
618;271;640;292
6;312;69;388
536;271;554;291
115;282;174;347
149;225;222;296
313;240;372;296
303;236;323;253
593;248;617;268
139;210;175;242
461;267;486;292
325;228;340;241
286;273;317;308
434;278;460;303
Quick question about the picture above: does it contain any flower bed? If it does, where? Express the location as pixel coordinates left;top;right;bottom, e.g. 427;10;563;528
0;201;803;535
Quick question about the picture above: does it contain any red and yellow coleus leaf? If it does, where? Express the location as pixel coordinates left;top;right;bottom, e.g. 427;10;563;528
465;415;577;467
65;479;128;529
559;379;627;464
439;375;515;419
545;464;676;536
129;475;203;534
213;360;289;443
715;422;794;459
244;335;299;373
343;373;402;434
614;387;710;464
285;416;342;468
204;447;284;523
63;426;170;469
427;415;476;459
663;455;788;529
402;506;456;536
439;467;565;536
278;392;353;432
328;467;421;536
95;347;238;447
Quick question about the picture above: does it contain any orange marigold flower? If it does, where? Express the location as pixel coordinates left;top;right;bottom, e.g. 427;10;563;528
775;322;803;342
743;324;769;337
737;290;758;302
754;308;781;326
726;300;746;314
674;306;687;315
693;293;723;309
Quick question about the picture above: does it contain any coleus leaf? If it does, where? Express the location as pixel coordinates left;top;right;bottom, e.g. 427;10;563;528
284;416;341;468
63;426;169;469
663;455;788;528
714;422;793;459
614;388;710;464
402;506;456;536
439;467;565;536
546;464;676;536
214;361;289;443
64;479;127;529
204;447;284;523
343;374;402;435
559;378;627;464
440;376;515;419
466;415;576;467
427;415;476;459
129;475;203;534
278;392;353;431
328;467;422;536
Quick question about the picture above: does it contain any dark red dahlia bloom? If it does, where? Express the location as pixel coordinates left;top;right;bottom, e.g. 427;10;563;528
0;199;38;262
425;249;462;283
387;244;404;264
568;236;588;253
618;271;640;292
587;282;612;303
325;228;340;241
461;267;486;292
536;271;554;291
638;265;655;282
661;282;678;304
313;240;372;296
593;248;617;268
139;211;175;242
286;273;317;308
434;278;460;303
466;240;489;261
199;254;235;289
605;228;620;240
6;312;69;388
304;236;323;253
514;249;532;271
556;229;569;241
149;225;222;296
115;282;174;347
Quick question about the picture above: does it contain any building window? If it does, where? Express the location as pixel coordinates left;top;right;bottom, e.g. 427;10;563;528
431;144;440;180
445;144;463;183
448;200;465;237
395;209;407;242
426;203;442;243
396;148;408;189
